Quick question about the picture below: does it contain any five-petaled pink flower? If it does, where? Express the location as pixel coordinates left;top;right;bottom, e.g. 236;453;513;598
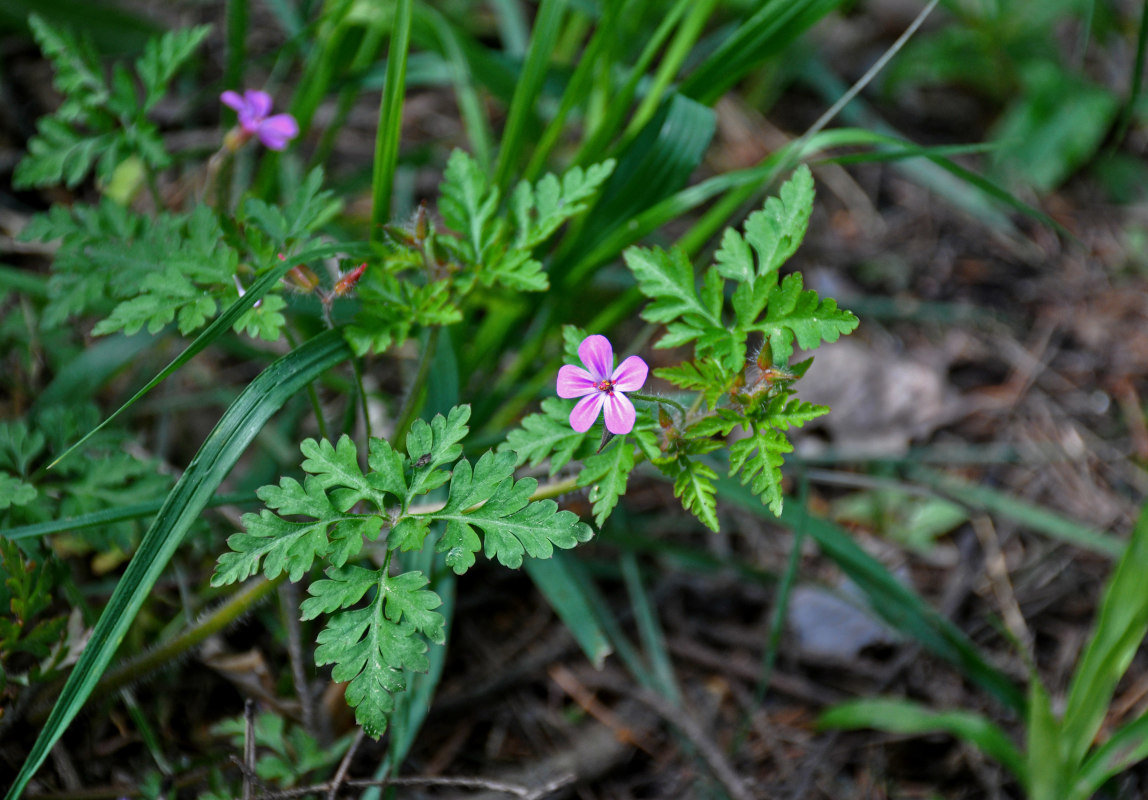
220;89;299;151
557;335;648;435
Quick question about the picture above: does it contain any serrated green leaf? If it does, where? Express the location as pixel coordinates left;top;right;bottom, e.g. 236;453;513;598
756;272;859;364
427;453;593;573
501;397;587;474
300;564;380;619
439;149;499;265
405;405;470;499
315;598;427;739
667;457;719;533
137;26;211;112
729;428;792;515
578;439;636;528
761;394;829;430
512;159;616;249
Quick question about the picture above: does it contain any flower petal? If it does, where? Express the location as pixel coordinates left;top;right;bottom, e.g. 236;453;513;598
244;89;273;120
220;90;245;112
569;392;606;432
612;355;648;392
578;335;614;382
557;365;597;398
257;114;300;150
602;391;636;435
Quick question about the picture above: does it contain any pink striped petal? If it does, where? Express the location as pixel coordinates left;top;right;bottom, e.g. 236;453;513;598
612;355;648;392
569;392;606;432
557;365;596;398
578;335;613;382
602;392;636;435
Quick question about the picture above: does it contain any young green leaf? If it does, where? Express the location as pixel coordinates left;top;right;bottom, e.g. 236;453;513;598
666;456;720;533
578;438;637;527
427;451;593;573
729;428;792;515
405;405;470;500
755;273;859;364
501;397;587;474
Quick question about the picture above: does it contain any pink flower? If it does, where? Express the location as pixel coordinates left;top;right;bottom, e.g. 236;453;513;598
557;335;648;435
220;89;299;151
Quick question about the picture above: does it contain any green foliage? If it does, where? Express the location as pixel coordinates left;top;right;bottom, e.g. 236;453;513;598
15;16;209;189
349;151;612;356
0;409;172;555
212;712;356;788
616;167;846;524
577;434;645;528
438;149;614;292
502;397;589;474
213;404;591;736
0;540;68;690
89;207;238;337
305;567;444;738
239;169;342;262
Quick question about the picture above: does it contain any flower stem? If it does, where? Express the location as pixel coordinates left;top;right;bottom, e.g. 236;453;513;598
391;327;440;448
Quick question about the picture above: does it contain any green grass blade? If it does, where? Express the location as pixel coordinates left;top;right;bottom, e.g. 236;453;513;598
1026;678;1063;800
47;241;367;469
621;552;681;702
1060;504;1148;771
909;467;1124;558
572;0;693;167
718;478;1023;711
370;0;413;238
820;698;1026;782
679;0;845;105
525;553;612;668
5;329;352;800
35;331;158;411
0;263;49;299
1071;710;1148;800
557;91;715;286
492;0;568;193
1;493;255;541
413;6;494;172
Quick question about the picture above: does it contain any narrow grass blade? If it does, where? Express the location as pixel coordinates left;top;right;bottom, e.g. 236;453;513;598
1026;678;1063;800
718;478;1023;711
493;0;568;192
48;241;366;469
525;553;612;668
557;91;715;286
1071;710;1148;800
5;330;352;800
621;552;680;702
679;0;845;105
370;0;413;238
1060;505;1148;771
0;263;49;298
35;330;158;411
909;467;1124;558
820;698;1026;783
413;6;494;172
1;493;255;541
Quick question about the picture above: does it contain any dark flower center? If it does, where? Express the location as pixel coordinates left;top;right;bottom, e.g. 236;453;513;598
596;379;615;395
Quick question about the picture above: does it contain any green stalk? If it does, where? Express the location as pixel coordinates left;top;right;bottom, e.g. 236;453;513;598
493;0;568;193
370;0;413;241
390;327;440;448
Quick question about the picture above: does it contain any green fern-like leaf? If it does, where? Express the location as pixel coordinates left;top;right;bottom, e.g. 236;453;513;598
577;438;636;527
755;272;859;364
501;397;587;474
728;428;793;515
426;450;593;573
666;456;720;533
89;206;238;337
511;160;615;248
